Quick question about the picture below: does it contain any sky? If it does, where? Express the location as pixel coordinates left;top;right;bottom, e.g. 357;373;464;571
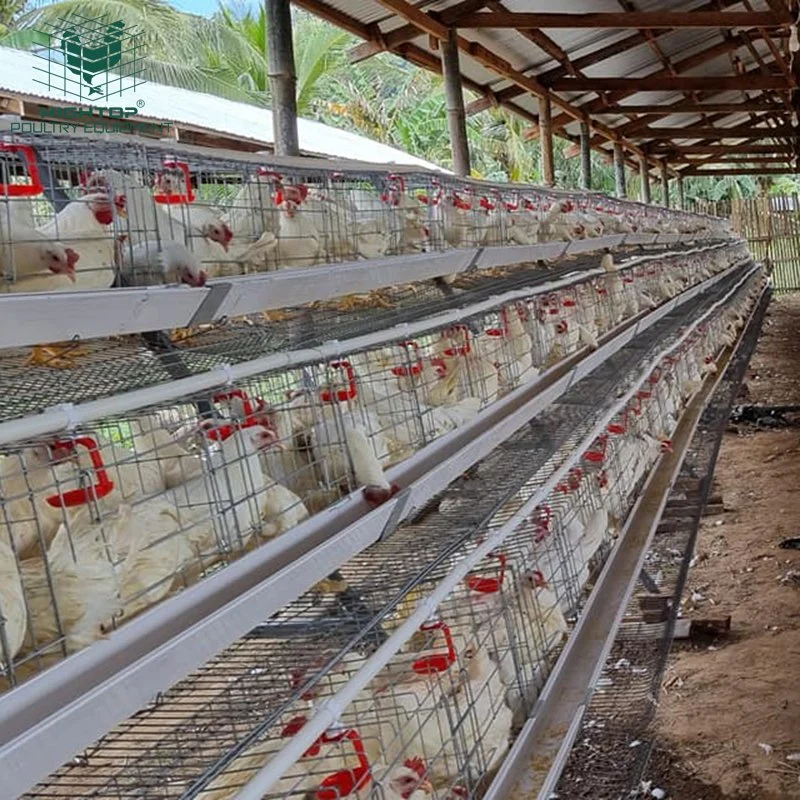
168;0;257;16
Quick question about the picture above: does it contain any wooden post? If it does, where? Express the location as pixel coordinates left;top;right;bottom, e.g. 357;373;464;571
540;93;555;187
580;120;591;190
677;175;686;210
614;141;626;198
639;154;651;204
441;27;471;177
266;0;299;156
661;160;671;208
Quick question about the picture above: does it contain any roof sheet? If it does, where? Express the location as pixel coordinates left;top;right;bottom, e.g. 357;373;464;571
299;0;789;165
0;46;447;171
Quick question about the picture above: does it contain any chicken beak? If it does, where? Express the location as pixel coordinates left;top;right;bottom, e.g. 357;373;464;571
181;268;207;288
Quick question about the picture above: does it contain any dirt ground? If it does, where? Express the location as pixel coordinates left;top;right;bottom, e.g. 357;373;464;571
645;294;800;799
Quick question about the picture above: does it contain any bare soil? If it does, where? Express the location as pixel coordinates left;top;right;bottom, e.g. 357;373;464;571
646;295;800;799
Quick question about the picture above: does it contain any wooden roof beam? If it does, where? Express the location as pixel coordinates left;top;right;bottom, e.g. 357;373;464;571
763;0;792;23
616;0;677;75
349;0;489;62
526;30;777;140
598;100;782;113
653;143;793;153
631;123;796;138
683;166;796;174
674;155;793;162
375;0;685;174
456;11;786;28
547;75;792;91
484;1;585;80
293;0;538;125
465;0;751;114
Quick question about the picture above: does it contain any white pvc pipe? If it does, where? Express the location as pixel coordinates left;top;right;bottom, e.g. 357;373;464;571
232;261;761;800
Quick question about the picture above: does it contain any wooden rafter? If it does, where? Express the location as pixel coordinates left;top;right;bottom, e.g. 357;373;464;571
547;75;792;91
653;144;793;153
629;124;796;138
295;0;797;174
348;0;488;62
675;155;793;162
527;30;780;141
596;101;782;113
291;0;541;126
682;166;796;174
367;0;677;173
616;0;676;75
455;11;784;29
465;0;754;116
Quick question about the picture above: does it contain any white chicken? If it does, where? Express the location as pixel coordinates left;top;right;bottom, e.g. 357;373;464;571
428;328;499;407
223;169;281;242
60;427;267;630
117;238;207;287
226;230;279;274
0;208;78;291
273;184;321;268
478;305;537;396
498;568;569;723
0;444;71;558
306;378;397;505
536;504;609;611
130;414;205;489
0;534;26;665
85;169;230;279
20;504;126;652
369;631;512;786
36;192;119;290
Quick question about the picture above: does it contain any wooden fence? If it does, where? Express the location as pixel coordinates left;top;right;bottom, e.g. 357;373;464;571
689;195;800;293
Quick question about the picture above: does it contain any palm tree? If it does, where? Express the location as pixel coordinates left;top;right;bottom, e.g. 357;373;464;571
6;0;262;100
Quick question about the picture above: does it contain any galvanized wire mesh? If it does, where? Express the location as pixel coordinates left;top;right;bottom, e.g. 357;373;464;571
0;244;755;693
552;282;771;800
0;242;749;422
0;133;734;299
18;262;766;800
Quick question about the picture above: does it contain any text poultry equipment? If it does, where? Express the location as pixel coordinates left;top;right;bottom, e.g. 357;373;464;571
13;261;765;800
0;132;732;347
0;251;755;798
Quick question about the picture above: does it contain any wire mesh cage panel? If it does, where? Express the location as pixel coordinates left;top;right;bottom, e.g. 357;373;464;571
554;278;770;799
0;133;735;295
0;250;763;700
15;258;766;800
0;240;752;425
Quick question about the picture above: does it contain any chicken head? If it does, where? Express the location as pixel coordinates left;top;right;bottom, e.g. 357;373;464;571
44;244;79;282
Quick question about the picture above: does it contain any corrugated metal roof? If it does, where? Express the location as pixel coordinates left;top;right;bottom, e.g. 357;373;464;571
299;0;788;165
0;46;447;171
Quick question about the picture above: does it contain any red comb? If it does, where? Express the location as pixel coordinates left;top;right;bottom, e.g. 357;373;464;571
403;757;427;778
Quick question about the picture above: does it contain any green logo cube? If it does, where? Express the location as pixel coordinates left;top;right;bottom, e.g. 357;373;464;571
32;14;145;101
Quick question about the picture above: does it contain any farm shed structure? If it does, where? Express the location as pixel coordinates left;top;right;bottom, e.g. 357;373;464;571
294;0;800;191
0;4;783;800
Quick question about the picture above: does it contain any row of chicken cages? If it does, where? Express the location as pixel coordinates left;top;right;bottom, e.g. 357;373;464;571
0;242;750;690
33;265;767;800
0;135;734;293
